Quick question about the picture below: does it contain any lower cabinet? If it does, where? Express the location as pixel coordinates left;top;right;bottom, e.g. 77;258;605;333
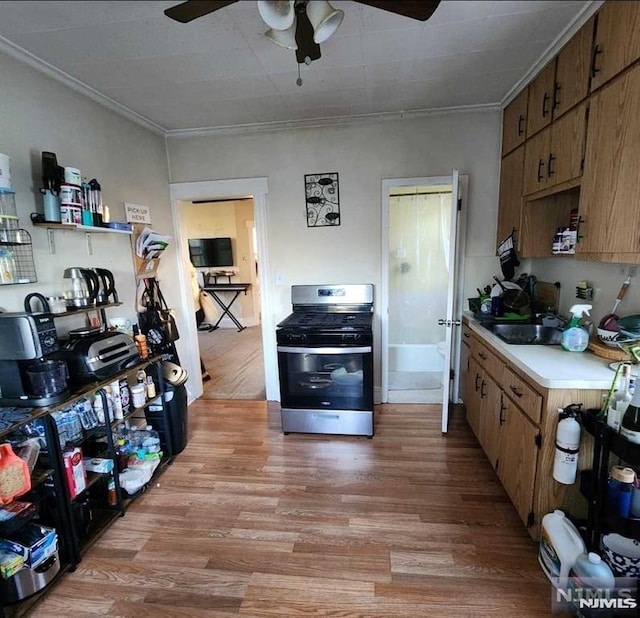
461;321;604;539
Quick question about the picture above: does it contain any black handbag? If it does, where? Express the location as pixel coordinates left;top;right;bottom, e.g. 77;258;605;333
139;278;180;348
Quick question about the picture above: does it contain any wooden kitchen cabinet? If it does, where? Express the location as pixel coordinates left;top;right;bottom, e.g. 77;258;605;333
502;89;528;155
523;103;586;196
497;394;540;528
496;145;524;249
590;0;640;93
553;16;594;119
526;61;556;137
460;319;605;539
578;63;640;262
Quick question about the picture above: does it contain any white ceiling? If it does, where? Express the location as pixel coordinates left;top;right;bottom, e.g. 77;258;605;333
0;0;599;135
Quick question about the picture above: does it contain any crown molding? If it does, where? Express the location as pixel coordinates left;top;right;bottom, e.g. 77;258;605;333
500;0;605;108
165;103;501;139
0;35;166;135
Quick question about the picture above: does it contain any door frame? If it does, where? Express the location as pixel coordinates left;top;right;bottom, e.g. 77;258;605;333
380;175;468;418
169;177;278;401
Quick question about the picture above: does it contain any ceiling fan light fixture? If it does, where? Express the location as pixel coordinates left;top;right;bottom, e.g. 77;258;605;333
264;21;298;50
257;0;295;31
306;0;344;44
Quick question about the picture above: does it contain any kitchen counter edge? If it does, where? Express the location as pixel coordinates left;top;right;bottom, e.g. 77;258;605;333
463;313;614;390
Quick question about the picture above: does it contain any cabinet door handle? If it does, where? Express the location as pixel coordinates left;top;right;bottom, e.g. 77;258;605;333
591;44;602;78
463;332;470;339
552;82;561;110
499;396;506;426
475;373;481;392
542;92;550;117
547;153;556;177
577;215;585;242
480;379;486;399
509;385;523;398
537;159;545;182
518;115;525;136
478;351;487;360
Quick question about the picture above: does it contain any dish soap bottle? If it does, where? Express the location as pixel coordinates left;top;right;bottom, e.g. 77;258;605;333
561;304;591;352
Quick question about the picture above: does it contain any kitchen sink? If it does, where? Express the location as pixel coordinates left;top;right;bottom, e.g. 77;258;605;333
488;323;563;345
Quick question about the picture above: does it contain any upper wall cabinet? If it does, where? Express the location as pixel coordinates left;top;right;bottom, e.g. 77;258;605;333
497;145;525;248
578;63;640;262
526;62;556;138
554;16;594;119
590;0;640;92
502;89;528;156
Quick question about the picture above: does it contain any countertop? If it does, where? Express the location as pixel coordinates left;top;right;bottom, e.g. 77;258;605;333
464;313;616;390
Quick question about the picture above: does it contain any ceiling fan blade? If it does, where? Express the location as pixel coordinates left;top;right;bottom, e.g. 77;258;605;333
164;0;238;24
354;0;441;21
294;4;321;64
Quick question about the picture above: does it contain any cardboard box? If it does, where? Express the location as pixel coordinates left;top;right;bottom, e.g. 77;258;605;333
63;447;87;499
0;524;57;569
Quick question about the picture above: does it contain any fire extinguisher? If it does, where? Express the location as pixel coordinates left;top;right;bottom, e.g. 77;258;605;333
553;403;582;485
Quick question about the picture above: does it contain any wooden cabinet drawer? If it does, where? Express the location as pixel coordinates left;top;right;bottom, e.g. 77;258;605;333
462;323;474;346
502;367;542;425
472;341;504;382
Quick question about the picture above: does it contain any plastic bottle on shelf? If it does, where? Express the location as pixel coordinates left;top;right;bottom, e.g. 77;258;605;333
93;393;105;425
136;367;147;384
145;375;156;399
552;228;563;254
606;364;632;432
620;380;640;444
107;477;117;506
110;380;123;420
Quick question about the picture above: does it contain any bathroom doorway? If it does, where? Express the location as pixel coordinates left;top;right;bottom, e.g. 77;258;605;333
381;174;466;426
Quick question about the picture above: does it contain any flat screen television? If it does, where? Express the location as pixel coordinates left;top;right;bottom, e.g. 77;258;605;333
188;237;233;268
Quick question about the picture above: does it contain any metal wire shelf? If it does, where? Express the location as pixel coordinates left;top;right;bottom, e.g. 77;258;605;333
0;227;37;284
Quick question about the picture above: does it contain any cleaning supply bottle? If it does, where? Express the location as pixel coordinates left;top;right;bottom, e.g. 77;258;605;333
539;510;586;588
561;304;592;352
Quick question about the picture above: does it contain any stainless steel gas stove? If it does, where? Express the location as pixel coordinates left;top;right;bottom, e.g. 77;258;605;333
276;284;374;437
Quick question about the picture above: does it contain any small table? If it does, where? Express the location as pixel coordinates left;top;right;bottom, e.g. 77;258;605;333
201;283;251;332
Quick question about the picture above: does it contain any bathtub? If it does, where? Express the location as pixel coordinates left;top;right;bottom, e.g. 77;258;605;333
388;343;444;373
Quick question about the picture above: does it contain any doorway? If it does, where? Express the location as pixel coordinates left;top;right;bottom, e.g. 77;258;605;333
169;177;278;403
381;174;467;432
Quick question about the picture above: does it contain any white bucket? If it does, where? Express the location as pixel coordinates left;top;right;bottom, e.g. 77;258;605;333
64;167;82;185
0;154;12;190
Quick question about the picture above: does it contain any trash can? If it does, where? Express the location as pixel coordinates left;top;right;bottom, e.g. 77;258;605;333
145;382;188;456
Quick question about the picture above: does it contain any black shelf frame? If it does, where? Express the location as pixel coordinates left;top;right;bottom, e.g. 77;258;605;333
580;409;640;550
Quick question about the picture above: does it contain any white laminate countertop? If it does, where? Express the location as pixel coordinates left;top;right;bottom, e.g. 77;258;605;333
464;313;617;390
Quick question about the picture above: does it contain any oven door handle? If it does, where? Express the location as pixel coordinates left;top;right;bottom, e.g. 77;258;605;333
277;346;372;354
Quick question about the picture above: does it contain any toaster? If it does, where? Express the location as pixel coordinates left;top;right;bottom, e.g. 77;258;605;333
56;331;139;383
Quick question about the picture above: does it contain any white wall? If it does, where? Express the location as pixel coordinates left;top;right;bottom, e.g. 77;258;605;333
0;52;187;363
167;111;504;396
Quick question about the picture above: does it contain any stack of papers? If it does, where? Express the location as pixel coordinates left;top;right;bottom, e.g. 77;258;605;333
135;227;171;260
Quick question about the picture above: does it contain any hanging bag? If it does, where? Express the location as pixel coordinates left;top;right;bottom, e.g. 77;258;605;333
139;278;180;346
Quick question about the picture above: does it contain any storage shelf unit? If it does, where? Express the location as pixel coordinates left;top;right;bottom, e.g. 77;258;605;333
579;409;640;550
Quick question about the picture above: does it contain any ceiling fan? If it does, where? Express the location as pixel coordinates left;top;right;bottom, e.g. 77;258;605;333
164;1;441;65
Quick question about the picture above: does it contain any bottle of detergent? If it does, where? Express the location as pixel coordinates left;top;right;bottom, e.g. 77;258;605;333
539;510;586;589
561;304;592;352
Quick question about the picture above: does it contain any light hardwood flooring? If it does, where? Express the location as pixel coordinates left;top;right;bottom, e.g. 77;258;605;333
199;326;265;400
26;402;559;617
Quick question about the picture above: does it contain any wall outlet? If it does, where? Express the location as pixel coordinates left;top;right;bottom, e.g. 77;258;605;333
275;271;285;286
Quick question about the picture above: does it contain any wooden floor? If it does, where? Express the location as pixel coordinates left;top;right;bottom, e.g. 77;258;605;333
27;402;557;617
199;326;265;400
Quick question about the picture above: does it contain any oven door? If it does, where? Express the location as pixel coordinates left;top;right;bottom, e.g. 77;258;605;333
277;345;373;411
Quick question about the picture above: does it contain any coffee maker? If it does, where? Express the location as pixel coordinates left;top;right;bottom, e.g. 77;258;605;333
0;314;69;407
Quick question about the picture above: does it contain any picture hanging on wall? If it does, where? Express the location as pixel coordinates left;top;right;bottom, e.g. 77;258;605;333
304;172;340;227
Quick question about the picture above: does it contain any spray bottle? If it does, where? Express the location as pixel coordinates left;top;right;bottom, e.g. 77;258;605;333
561;304;592;352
